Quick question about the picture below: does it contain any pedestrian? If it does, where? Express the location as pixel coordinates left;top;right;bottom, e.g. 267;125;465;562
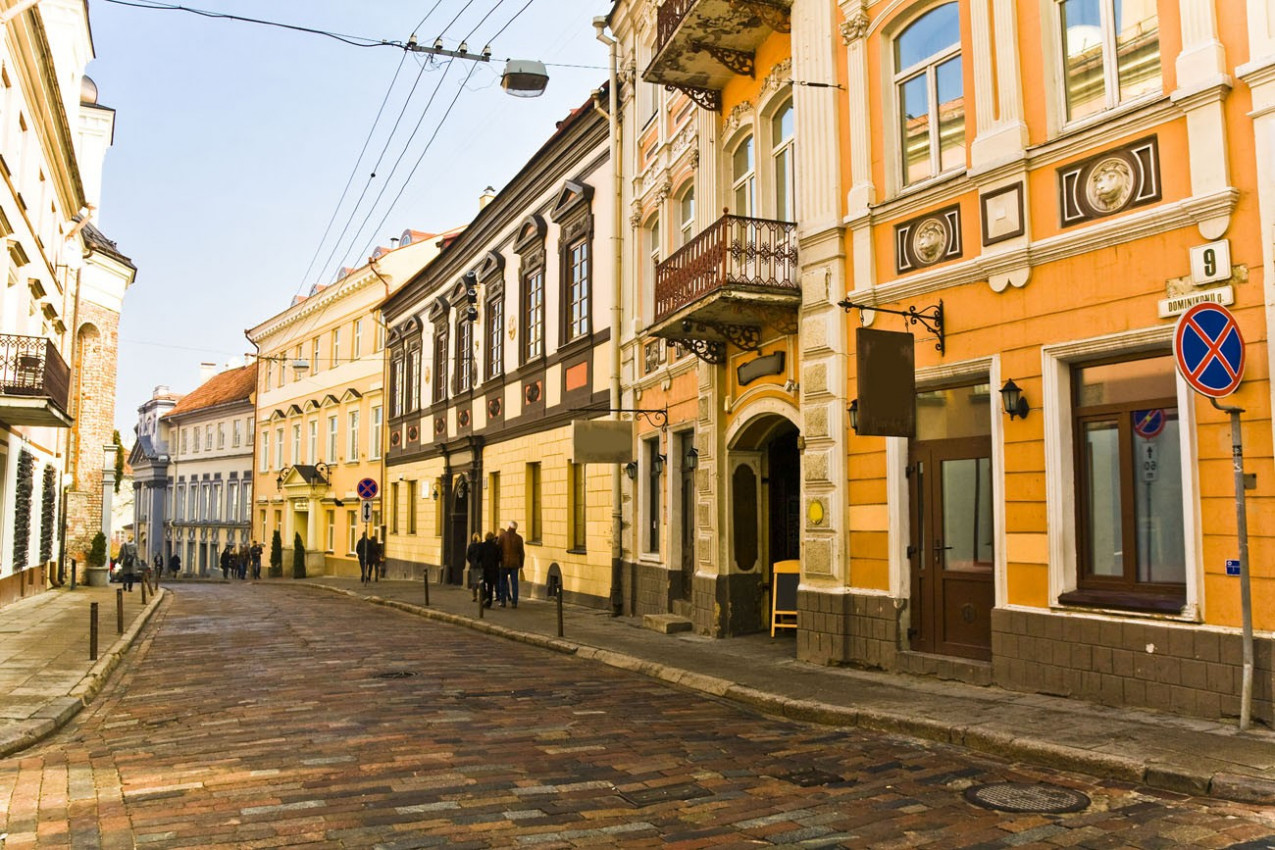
169;552;181;577
498;520;525;608
481;531;501;608
465;533;483;601
237;544;249;580
220;544;232;580
153;553;163;577
369;535;382;581
118;537;138;593
356;533;370;584
250;541;262;580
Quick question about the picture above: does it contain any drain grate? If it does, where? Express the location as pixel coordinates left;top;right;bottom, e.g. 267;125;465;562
775;767;849;788
964;782;1090;814
615;783;711;807
372;671;417;680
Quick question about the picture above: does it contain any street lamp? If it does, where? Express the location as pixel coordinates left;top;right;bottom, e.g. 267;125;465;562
501;60;549;97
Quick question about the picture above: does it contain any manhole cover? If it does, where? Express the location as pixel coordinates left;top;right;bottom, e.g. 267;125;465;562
775;767;849;787
372;671;417;680
964;782;1090;814
616;783;711;807
1227;839;1275;849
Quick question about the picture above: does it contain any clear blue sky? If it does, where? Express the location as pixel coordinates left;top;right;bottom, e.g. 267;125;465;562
90;0;612;440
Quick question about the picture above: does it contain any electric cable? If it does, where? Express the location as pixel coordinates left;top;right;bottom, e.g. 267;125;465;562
101;0;388;48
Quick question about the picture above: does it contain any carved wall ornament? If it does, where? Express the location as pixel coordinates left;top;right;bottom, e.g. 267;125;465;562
761;58;792;97
654;175;673;205
895;205;962;273
689;148;700;171
1058;136;1161;227
723;100;753;138
840;12;869;43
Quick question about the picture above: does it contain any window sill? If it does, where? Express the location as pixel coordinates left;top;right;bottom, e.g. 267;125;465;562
566;547;587;556
1057;588;1186;616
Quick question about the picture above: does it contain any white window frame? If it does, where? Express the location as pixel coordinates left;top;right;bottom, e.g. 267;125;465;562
769;99;795;221
332;327;341;367
353;320;363;359
1042;327;1202;620
347;409;360;462
291;424;301;465
677;185;695;247
892;2;963;187
370;405;383;460
1051;0;1162;130
326;415;338;464
275;426;285;468
730;133;756;217
308;420;318;464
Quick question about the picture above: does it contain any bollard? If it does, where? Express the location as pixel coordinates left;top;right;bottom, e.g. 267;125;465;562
423;570;430;607
478;580;485;620
89;602;99;660
116;588;124;635
70;559;77;590
557;587;564;638
141;579;148;604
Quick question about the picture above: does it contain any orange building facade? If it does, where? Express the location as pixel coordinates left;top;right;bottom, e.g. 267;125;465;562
607;0;1275;723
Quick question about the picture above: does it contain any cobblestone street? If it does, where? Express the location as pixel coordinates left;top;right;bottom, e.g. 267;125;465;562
1;585;1273;849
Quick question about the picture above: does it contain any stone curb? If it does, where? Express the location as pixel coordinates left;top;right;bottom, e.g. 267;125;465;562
300;582;1275;805
0;587;167;759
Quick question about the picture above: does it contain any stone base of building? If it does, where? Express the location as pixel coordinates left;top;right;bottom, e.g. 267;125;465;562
991;608;1274;725
0;563;48;607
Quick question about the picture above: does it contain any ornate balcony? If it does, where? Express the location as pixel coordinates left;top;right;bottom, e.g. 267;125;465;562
0;334;71;427
644;0;793;111
650;213;799;363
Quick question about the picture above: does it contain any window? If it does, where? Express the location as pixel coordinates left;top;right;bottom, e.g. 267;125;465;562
348;410;360;461
677;187;695;247
771;101;795;221
429;330;445;404
566;239;591;340
181;428;188;454
276;426;285;468
455;313;473;393
646;216;661;308
353;320;362;359
486;294;504;379
205;425;213;451
217;423;225;450
242;482;251;520
308;420;318;463
894;2;964;185
1069;354;1184;609
488;471;500;532
325;510;335;551
176;484;185;521
277;355;285;388
332;327;341;367
731;135;755;216
187;485;196;522
200;483;210;521
291;424;301;464
526;462;542;543
408;345;421;411
391;353;405;416
326;415;338;463
1059;0;1160;123
375;321;385;351
263;360;272;391
407;480;417;534
260;431;269;470
233;419;242;448
247;417;254;445
260;509;268;541
311;337;320;373
211;482;221;520
523;268;544;360
370;406;383;460
645;439;661;554
569;462;587;552
227;482;238;521
347;510;358;553
390;482;400;534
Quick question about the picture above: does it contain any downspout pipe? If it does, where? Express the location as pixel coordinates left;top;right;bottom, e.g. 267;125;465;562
594;17;624;616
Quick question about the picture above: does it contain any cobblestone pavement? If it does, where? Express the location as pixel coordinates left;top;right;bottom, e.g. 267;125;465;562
2;585;1274;849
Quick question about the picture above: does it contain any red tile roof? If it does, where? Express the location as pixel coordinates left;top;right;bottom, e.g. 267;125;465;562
163;364;257;419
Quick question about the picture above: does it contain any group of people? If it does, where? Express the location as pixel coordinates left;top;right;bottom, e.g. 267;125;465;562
219;541;264;580
466;520;526;608
355;534;384;584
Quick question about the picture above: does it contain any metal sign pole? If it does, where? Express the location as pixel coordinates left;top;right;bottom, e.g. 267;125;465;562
1212;398;1254;730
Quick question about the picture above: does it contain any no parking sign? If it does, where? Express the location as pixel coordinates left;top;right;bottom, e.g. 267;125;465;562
1174;303;1245;398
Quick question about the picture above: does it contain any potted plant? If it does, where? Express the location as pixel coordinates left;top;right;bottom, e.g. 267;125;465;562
85;531;109;587
269;530;283;578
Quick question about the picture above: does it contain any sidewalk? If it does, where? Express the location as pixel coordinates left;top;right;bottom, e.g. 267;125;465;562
301;576;1275;805
3;575;1274;806
0;581;163;757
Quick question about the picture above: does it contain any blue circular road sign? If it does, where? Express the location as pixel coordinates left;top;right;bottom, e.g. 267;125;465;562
356;478;379;500
1174;303;1245;398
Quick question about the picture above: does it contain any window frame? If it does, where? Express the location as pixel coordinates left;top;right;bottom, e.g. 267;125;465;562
370;405;383;460
730;133;756;217
769;99;795;222
568;462;587;553
1054;0;1162;128
486;291;504;380
326;414;338;464
891;1;965;188
347;409;360;462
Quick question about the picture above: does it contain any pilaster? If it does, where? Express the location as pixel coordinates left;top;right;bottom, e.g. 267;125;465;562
1170;0;1232;240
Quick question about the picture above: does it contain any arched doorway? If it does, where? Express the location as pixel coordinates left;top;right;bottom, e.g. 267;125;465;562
727;412;801;635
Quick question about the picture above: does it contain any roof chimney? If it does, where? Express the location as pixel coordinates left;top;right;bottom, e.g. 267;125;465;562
198;362;216;385
479;186;496;209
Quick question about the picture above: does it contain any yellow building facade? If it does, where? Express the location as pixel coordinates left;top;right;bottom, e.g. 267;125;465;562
609;0;1275;723
247;231;454;577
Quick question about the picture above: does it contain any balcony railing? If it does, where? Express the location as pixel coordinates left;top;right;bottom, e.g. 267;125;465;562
0;334;70;412
654;214;799;323
656;0;697;50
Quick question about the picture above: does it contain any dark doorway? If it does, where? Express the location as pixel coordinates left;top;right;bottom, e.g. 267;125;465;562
447;477;469;585
768;430;801;564
677;431;695;601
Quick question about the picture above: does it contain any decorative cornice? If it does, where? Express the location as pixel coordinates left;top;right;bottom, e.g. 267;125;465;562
723;99;753;138
838;0;869;43
761;57;792;97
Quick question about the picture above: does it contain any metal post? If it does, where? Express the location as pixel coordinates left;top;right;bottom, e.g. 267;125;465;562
70;558;76;589
141;579;148;605
423;568;429;607
556;586;564;638
478;577;485;620
1212;399;1254;730
116;588;124;635
89;602;98;660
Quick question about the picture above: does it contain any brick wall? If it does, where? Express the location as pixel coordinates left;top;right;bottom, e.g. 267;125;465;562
797;591;901;670
68;306;121;560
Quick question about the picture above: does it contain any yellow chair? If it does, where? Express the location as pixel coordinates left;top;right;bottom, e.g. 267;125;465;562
770;559;801;637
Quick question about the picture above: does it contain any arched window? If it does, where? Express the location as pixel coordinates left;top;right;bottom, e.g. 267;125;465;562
894;3;964;185
770;101;794;221
1059;0;1159;122
731;135;755;217
677;185;695;247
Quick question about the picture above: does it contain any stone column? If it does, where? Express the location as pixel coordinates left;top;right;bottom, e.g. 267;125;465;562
1171;0;1233;240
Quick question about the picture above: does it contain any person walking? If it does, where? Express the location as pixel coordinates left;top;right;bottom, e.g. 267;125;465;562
369;535;382;581
220;545;232;580
481;531;501;608
169;552;181;577
118;537;138;592
237;543;249;580
250;541;263;580
497;520;525;608
465;533;483;601
356;533;370;584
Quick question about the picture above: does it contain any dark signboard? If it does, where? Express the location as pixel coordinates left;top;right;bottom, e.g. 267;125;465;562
856;327;916;438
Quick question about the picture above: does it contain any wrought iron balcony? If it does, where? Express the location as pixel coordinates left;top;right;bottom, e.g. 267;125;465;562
0;334;71;427
645;0;793;111
650;213;799;363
